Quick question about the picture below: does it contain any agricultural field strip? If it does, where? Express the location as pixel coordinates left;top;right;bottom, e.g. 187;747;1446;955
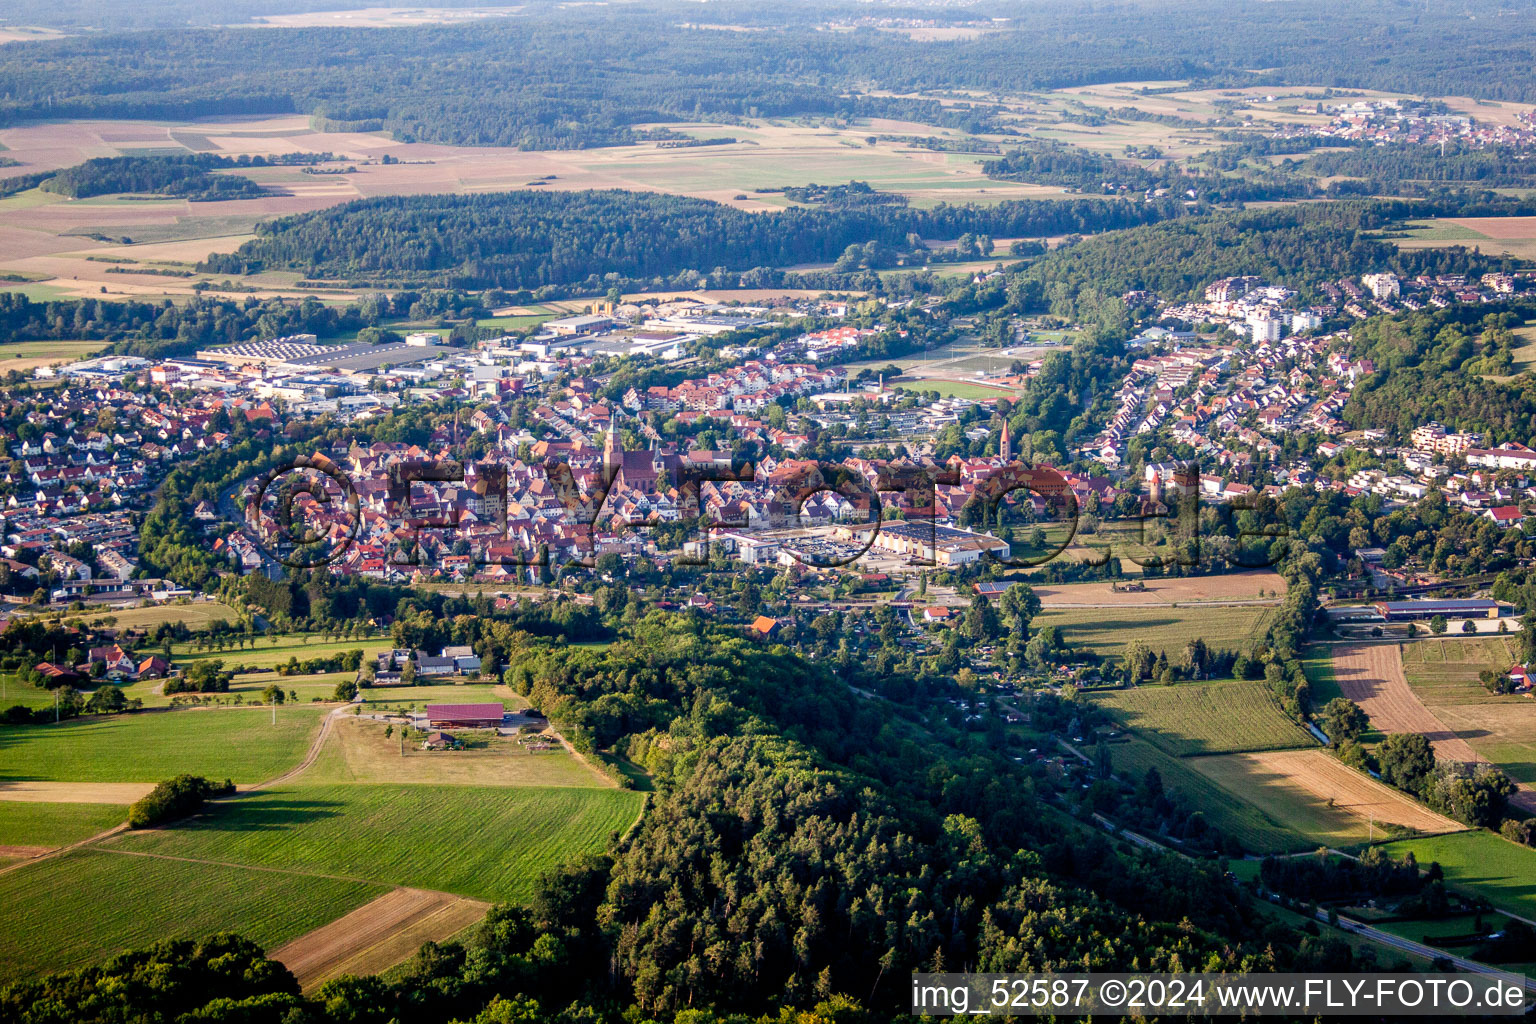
1200;749;1465;835
1091;679;1316;757
87;844;410;889
268;887;491;992
1329;643;1479;761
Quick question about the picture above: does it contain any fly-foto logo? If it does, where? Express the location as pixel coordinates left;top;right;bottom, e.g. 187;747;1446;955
238;457;1286;572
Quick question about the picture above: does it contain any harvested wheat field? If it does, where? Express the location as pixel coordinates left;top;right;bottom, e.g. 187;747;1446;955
269;886;490;991
1215;749;1465;836
1032;570;1286;607
1329;643;1480;762
0;782;154;804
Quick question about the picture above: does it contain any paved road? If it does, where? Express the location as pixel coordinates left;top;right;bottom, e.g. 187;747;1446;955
1303;904;1536;993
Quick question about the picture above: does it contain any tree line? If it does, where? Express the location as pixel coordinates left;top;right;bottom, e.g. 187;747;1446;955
199;188;1187;292
6;1;1536;149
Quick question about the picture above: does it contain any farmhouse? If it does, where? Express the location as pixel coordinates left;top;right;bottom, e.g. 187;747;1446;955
424;703;505;729
1372;598;1500;621
415;655;457;677
33;661;83;684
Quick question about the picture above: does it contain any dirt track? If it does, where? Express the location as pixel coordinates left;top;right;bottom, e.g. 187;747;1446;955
269;887;490;991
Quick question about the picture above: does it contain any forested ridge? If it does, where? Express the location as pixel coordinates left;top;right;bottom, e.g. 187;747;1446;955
4;1;1536;148
991;201;1527;328
200;189;1186;290
1;611;1371;1023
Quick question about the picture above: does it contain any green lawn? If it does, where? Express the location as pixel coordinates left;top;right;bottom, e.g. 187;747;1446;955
0;801;127;847
170;634;391;669
1380;831;1536;921
476;313;555;330
1035;604;1271;659
1092;680;1316;757
890;380;1019;401
61;601;238;633
104;783;645;903
1300;647;1344;706
0;848;386;985
0;706;327;783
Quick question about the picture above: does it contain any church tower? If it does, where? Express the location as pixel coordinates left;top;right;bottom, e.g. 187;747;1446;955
1000;418;1012;462
604;425;621;478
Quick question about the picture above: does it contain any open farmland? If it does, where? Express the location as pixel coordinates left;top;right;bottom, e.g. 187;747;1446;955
1034;604;1272;659
0;801;126;852
1328;643;1480;763
1196;749;1463;839
62;601;238;632
1109;739;1312;853
269;887;492;993
1380;831;1536;922
170;633;392;668
1092;680;1316;757
0;113;1075;302
0;705;327;783
0;847;387;985
0;339;104;372
1399;636;1536;814
302;718;605;788
1395;217;1536;263
1032;571;1286;607
103;783;644;903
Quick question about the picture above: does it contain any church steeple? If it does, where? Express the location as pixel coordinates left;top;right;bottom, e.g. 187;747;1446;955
604;425;620;476
1000;418;1012;462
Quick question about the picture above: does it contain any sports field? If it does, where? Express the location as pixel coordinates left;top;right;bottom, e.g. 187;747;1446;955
1032;571;1285;607
0;705;327;782
103;782;643;903
1034;604;1272;659
1091;679;1316;757
1379;831;1536;922
362;683;514;707
0;848;387;984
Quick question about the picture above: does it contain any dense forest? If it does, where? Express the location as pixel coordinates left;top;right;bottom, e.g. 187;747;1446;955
989;201;1524;328
1341;304;1536;440
35;152;331;200
982;142;1311;204
1296;145;1536;188
0;611;1379;1024
4;1;1536;148
200;189;1186;290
